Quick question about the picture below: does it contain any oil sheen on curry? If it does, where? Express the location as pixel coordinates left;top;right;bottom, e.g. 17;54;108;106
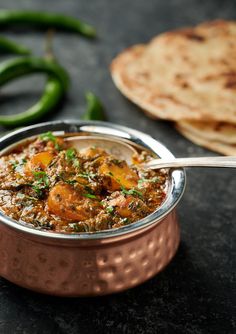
0;132;167;233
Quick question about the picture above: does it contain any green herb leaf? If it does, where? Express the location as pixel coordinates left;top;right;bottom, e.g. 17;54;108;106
32;185;44;197
16;192;37;201
64;179;77;185
106;206;114;214
82;193;97;199
65;148;80;168
40;131;56;143
66;148;76;160
122;217;130;225
73;159;80;168
10;158;27;170
10;160;19;170
40;131;60;150
121;186;143;197
33;171;50;188
138;176;160;188
111;159;123;166
77;172;96;179
33;171;46;177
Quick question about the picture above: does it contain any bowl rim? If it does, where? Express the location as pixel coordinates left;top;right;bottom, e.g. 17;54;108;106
0;120;186;240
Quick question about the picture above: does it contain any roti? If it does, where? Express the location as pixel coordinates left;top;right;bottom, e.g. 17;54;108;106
176;120;236;144
111;20;236;123
176;123;236;155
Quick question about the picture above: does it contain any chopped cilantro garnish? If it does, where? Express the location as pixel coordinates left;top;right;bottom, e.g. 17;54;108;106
40;131;60;150
83;193;97;199
69;223;85;232
121;186;143;197
128;201;137;210
32;171;50;197
64;179;77;185
77;172;96;179
10;160;19;170
66;148;76;160
84;185;93;193
10;158;27;170
17;193;37;201
65;148;80;168
73;159;80;168
32;185;44;197
138;179;145;188
138;177;160;188
111;159;123;166
122;217;130;225
40;131;56;142
25;195;38;201
106;206;114;214
57;172;78;185
33;171;49;184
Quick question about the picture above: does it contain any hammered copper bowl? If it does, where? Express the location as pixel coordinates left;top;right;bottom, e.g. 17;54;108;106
0;121;186;297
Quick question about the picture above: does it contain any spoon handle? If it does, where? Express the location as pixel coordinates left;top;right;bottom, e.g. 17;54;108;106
143;156;236;169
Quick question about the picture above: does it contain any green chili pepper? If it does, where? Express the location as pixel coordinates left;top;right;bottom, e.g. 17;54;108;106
0;57;69;127
0;36;31;55
82;92;106;121
0;10;96;38
0;56;69;90
0;77;64;127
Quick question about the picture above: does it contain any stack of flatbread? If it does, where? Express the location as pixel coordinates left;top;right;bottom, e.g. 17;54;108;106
110;20;236;155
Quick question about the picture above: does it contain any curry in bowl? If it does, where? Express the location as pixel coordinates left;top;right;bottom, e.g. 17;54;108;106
0;132;167;232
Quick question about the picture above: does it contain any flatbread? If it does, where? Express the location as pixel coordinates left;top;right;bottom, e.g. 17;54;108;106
176;120;236;144
176;123;236;155
111;20;236;123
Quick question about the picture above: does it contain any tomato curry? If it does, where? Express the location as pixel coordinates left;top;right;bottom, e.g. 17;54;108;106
0;132;168;232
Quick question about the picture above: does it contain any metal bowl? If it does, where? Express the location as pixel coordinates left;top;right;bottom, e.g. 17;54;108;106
0;121;186;296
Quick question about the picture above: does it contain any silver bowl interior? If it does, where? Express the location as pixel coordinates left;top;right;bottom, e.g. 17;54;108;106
0;120;186;240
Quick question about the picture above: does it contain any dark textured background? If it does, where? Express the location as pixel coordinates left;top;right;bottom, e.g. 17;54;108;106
0;0;235;333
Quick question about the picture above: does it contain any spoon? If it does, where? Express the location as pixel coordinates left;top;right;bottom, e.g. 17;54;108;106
65;135;236;169
65;135;137;164
143;156;236;169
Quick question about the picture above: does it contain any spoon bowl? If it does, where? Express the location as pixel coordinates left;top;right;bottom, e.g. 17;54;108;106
65;135;236;169
65;135;137;164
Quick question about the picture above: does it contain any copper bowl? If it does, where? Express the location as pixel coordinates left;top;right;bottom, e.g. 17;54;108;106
0;121;186;297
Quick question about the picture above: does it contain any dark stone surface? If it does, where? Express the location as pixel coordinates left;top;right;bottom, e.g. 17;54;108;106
0;0;235;333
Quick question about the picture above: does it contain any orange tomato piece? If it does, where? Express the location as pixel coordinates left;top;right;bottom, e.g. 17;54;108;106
25;151;54;174
47;184;92;221
99;160;138;191
107;195;134;217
